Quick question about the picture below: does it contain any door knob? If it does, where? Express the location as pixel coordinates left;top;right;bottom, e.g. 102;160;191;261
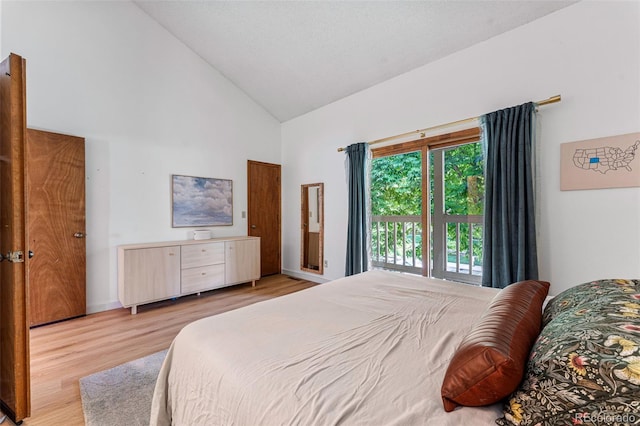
251;225;256;229
74;232;86;238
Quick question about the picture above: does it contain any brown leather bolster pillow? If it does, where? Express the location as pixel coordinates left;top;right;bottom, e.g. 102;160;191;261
441;279;550;412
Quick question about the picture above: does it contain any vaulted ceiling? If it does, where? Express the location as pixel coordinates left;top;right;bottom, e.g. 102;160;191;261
134;1;576;122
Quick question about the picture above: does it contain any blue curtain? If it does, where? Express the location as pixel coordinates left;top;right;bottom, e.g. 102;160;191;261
345;142;369;276
482;102;538;288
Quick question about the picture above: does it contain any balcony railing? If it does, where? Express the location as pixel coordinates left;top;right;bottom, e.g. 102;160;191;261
371;215;423;275
436;215;483;285
371;214;483;284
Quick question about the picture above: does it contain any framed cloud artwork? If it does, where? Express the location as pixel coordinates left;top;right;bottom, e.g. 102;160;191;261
560;132;640;191
172;174;233;227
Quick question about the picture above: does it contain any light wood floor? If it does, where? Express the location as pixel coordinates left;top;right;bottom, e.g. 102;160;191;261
15;274;317;426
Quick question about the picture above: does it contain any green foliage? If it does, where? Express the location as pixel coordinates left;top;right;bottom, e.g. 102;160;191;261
371;152;423;264
442;143;484;216
371;152;422;216
371;143;485;270
441;143;485;268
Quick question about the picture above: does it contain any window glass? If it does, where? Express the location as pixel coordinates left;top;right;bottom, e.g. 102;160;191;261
371;151;421;216
443;143;484;215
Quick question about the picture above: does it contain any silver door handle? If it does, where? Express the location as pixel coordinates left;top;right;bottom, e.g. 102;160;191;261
74;232;86;238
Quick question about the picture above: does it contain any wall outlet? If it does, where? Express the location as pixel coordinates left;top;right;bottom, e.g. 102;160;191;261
324;260;328;268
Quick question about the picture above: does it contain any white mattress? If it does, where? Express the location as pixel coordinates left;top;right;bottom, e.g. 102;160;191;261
150;270;504;425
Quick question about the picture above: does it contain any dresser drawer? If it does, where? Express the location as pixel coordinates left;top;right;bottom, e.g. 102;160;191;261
181;264;225;294
181;242;224;269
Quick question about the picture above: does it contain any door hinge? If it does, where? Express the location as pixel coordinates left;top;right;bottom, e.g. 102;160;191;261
0;251;24;263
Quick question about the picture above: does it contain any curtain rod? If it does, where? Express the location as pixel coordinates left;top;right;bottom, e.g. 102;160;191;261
337;95;561;152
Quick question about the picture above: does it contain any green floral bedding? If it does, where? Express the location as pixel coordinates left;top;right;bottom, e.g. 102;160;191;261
496;279;640;426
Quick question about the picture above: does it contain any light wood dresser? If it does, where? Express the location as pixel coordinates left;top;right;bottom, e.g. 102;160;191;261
117;236;260;314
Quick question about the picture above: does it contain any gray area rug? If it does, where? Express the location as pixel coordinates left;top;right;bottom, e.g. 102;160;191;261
79;349;168;426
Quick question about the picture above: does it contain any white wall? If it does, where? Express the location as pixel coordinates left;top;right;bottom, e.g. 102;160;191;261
2;1;638;309
2;1;281;312
282;1;640;295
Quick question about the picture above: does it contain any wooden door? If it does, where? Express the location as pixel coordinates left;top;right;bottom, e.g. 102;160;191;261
0;53;31;423
247;160;281;276
27;129;86;327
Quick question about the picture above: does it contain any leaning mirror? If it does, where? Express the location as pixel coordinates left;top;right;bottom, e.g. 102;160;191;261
301;183;324;274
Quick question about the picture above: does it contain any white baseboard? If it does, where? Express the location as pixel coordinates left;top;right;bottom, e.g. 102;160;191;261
282;269;331;284
87;300;123;315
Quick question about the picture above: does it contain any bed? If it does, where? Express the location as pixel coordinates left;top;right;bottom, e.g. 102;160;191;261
149;270;640;426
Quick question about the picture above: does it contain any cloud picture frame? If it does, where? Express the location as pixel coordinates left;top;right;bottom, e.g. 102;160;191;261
172;174;233;227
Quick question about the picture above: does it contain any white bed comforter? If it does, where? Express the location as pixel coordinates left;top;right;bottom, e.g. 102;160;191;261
150;270;504;425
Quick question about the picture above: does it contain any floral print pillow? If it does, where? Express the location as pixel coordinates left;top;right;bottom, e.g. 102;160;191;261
496;279;640;426
540;279;634;327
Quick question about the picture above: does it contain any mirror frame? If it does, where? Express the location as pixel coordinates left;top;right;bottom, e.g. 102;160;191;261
300;183;324;275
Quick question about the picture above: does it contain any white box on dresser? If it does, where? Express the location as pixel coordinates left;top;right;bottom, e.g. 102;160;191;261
117;236;260;314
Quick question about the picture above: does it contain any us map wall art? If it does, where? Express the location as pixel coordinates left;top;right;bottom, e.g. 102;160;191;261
560;132;640;190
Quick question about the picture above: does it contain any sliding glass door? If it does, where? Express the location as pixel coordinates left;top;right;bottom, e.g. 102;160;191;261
370;128;484;285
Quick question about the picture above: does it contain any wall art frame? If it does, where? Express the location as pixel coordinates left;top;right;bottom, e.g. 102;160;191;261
560;132;640;191
172;174;233;227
